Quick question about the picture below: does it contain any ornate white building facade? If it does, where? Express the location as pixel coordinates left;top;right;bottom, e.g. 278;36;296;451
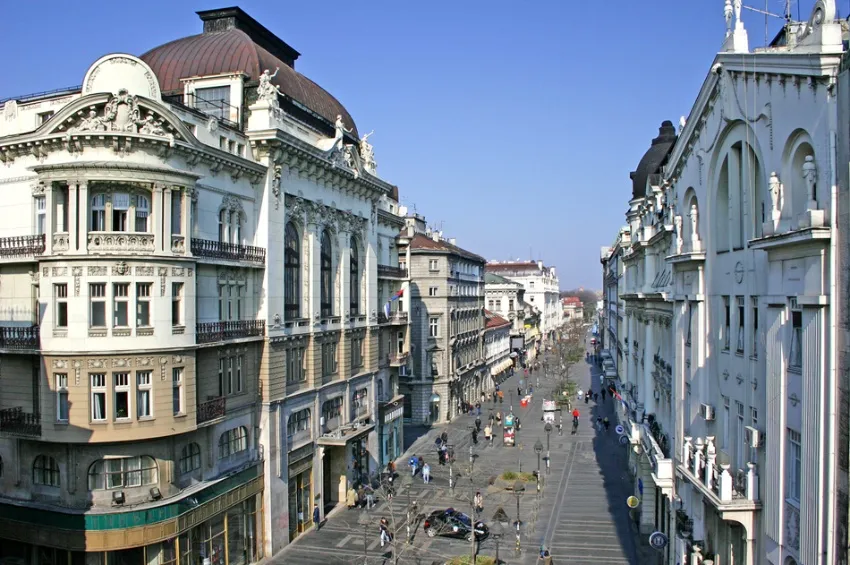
601;3;850;564
0;7;403;562
485;260;561;341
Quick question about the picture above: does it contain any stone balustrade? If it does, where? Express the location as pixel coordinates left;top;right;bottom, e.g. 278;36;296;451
88;231;155;253
681;436;759;504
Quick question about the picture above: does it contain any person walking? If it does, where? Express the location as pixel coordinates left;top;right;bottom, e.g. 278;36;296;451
475;416;482;432
484;424;492;445
379;518;392;548
346;486;358;509
603;416;610;431
313;504;321;531
517;386;522;397
365;484;375;509
474;491;483;517
409;455;418;476
441;431;448;444
472;427;479;445
422;462;431;484
594;391;599;402
584;391;590;404
601;388;607;401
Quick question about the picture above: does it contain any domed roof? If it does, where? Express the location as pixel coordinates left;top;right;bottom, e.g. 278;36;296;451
141;7;358;137
629;120;677;200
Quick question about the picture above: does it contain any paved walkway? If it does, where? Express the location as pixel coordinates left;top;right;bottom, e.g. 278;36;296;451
269;335;657;564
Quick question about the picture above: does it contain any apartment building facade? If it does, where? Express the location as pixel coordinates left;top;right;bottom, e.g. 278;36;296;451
0;7;402;562
399;225;486;424
485;260;561;341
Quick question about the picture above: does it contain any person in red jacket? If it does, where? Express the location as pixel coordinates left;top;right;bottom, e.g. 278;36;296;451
572;408;580;425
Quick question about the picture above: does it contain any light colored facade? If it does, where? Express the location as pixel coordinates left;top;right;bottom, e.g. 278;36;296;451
485;260;561;341
0;7;402;562
600;227;630;384
484;271;541;366
561;296;583;322
398;221;486;424
601;5;850;564
484;311;512;387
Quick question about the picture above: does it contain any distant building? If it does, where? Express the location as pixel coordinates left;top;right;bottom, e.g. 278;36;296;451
561;296;583;321
485;260;561;341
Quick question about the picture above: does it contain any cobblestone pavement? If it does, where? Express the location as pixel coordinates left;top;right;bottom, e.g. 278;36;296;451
269;333;659;564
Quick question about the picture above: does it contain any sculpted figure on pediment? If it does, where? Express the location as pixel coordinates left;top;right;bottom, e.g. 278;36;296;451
103;89;142;132
138;111;166;136
75;109;108;132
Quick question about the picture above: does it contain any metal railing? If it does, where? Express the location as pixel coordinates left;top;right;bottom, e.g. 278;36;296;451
0;325;40;349
0;407;41;437
191;238;266;264
377;265;407;278
0;235;45;258
162;92;240;129
197;397;226;424
196;320;265;344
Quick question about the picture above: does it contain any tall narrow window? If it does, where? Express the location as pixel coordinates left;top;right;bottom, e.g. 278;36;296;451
172;368;184;415
219;358;226;397
113;283;130;327
171;283;183;326
686;302;694;347
790;309;803;370
236;356;244;393
429;317;439;338
231;212;241;244
284;223;300;319
218;210;228;242
56;373;69;422
350;237;360;315
787;428;802;502
137;371;152;418
351;337;363;369
320;230;333;318
136;283;151;327
90;373;107;421
286;347;306;384
397;331;405;355
90;283;107;327
171;193;183;235
34;195;46;235
322;342;338;376
751;298;759;358
135;194;150;232
180;443;201;475
736;296;745;354
722;296;731;350
235;285;243;320
33;456;60;487
54;284;68;328
112;192;129;232
114;372;130;420
227;358;234;395
218;285;227;321
91;194;106;231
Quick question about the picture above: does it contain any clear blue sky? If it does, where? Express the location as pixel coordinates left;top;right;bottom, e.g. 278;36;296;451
1;0;822;289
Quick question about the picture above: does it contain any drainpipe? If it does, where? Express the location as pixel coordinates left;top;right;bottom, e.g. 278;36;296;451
824;127;838;565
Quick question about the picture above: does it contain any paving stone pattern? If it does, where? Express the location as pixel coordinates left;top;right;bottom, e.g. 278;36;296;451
269;334;660;565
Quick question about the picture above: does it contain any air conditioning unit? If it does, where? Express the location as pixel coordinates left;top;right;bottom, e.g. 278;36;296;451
319;416;326;427
700;403;715;421
745;426;761;448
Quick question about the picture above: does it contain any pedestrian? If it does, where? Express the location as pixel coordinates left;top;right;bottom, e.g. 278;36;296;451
476;402;482;416
474;491;483;516
472;428;479;444
596;416;603;431
441;431;448;444
379;518;392;547
313;504;321;531
481;392;486;405
516;416;522;430
357;484;365;508
475;416;482;431
492;391;498;403
409;455;418;476
385;474;395;499
423;462;431;484
346;486;357;509
386;460;395;477
601;388;607;401
585;392;589;404
517;386;522;397
440;444;447;465
496;411;502;426
417;455;424;471
594;391;599;402
484;424;492;444
577;388;584;401
365;484;375;508
499;391;504;404
603;417;610;431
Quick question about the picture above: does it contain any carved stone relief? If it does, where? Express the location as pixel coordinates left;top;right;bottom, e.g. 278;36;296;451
135;266;154;276
112;261;131;276
72;267;83;296
88;266;107;276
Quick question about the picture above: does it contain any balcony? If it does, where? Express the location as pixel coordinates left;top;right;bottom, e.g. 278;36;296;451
389;352;410;367
197;396;226;425
0;407;41;437
0;325;40;350
0;234;45;259
679;436;761;511
378;311;408;325
636;421;673;490
88;232;155;253
377;264;407;279
191;238;266;265
196;320;265;344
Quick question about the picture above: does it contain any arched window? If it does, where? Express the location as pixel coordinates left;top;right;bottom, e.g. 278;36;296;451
284;222;300;319
33;455;60;487
287;408;311;442
320;230;333;318
219;426;248;459
135;194;151;232
715;141;761;250
349;236;360;315
91;194;106;231
87;456;158;490
179;443;201;475
218;210;229;242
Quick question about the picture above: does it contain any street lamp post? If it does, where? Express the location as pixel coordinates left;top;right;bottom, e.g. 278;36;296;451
492;521;504;564
513;481;525;553
447;444;455;489
544;422;553;474
534;439;543;495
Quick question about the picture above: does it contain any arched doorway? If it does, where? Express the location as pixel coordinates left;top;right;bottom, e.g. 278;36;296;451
429;394;440;423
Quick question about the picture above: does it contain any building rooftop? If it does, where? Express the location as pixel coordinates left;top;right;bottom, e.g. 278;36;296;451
484;310;511;330
629;120;676;200
484;272;521;286
140;7;358;136
408;233;485;263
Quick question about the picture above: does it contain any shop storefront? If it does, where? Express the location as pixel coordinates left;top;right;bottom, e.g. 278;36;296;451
287;443;314;542
378;396;404;467
0;466;264;565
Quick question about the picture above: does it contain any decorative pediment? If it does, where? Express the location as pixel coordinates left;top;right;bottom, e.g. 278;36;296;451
61;89;180;140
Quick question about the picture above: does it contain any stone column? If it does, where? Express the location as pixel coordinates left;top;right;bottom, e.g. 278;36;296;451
644;317;656;415
163;187;173;253
152;183;164;254
68;181;79;252
55;185;66;233
43;184;54;255
78;182;88;253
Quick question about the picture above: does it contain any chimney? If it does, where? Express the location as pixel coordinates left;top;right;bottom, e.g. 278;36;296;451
431;232;440;242
448;238;456;245
537;260;544;270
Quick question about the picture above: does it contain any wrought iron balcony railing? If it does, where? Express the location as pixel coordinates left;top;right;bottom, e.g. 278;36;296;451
0;325;40;350
196;320;265;344
377;264;408;278
191;238;266;264
0;234;45;258
0;407;41;437
197;396;226;424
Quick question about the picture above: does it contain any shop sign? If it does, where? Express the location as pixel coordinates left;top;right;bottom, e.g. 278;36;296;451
384;406;403;424
289;443;314;465
648;531;668;549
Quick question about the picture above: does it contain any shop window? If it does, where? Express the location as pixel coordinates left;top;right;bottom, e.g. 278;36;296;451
143;540;177;565
87;456;158;490
180;442;201;475
219;426;248;459
192;513;226;565
33;455;60;487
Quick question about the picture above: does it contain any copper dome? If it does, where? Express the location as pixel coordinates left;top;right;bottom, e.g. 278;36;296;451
141;7;358;137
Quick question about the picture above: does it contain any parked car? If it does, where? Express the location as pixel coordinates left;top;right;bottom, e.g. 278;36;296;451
423;508;489;541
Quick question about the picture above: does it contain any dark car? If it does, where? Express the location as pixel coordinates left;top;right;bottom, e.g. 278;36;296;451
423;508;489;542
